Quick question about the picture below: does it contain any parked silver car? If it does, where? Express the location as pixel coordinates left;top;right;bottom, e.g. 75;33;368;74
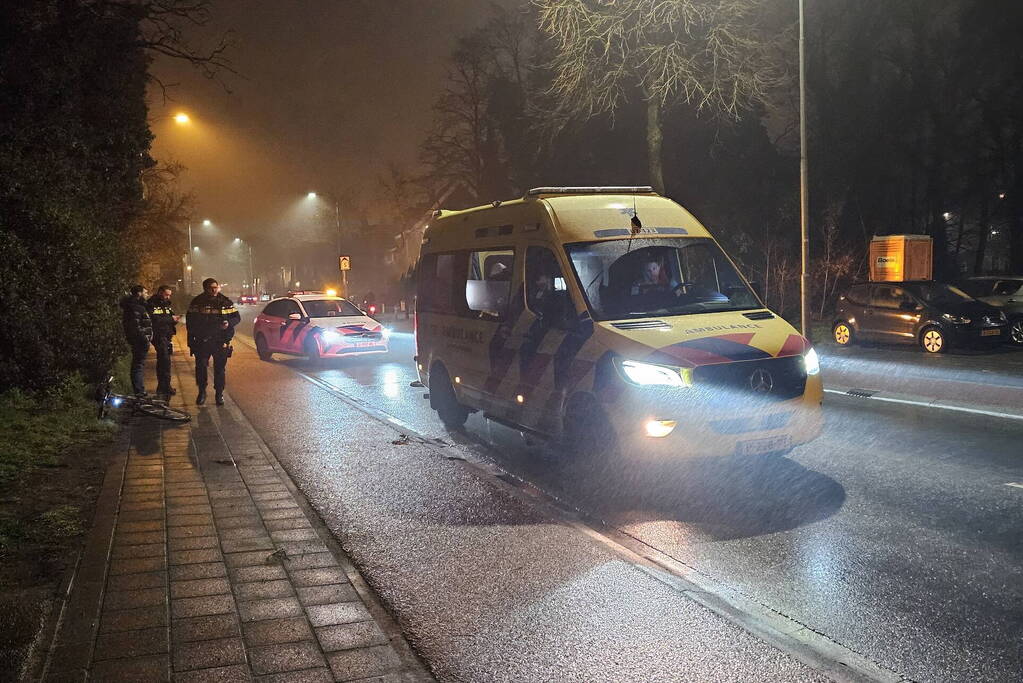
959;276;1023;344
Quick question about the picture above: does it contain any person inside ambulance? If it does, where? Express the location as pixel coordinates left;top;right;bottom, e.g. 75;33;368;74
632;249;727;309
631;255;678;296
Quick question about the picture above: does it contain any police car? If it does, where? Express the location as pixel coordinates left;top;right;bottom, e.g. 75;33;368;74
253;293;389;361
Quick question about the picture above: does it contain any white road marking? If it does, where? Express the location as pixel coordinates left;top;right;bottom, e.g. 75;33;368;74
824;387;1023;422
1006;482;1023;490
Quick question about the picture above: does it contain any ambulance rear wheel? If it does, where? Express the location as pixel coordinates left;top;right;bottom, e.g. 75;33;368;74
431;366;469;429
255;334;273;361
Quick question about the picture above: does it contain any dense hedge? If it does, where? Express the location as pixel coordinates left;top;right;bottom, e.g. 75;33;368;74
0;1;152;390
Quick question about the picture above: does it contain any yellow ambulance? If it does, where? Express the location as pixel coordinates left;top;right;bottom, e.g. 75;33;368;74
414;187;822;460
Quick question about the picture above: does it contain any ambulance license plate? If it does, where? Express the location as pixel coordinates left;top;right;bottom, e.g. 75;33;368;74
981;329;1001;336
735;435;790;456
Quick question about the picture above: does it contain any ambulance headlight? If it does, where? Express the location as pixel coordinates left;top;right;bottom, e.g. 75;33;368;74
321;330;342;345
381;326;392;338
619;360;692;387
803;347;820;376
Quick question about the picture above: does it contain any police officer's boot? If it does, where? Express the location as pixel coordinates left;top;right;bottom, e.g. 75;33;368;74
196;388;206;405
215;391;225;406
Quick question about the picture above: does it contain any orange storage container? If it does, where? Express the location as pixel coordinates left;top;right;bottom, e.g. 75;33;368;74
869;234;933;282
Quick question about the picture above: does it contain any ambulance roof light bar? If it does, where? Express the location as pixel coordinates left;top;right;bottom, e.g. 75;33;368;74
524;186;655;199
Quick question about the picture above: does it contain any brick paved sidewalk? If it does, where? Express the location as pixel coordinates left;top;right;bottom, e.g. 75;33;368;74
40;346;430;682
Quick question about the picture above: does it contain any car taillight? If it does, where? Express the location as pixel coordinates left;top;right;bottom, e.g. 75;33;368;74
369;305;377;314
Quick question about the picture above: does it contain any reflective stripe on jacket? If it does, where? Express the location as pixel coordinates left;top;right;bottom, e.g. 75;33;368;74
186;292;241;347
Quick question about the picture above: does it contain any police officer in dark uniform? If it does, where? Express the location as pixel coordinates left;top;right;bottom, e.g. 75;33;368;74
186;278;241;405
147;284;179;397
120;284;153;396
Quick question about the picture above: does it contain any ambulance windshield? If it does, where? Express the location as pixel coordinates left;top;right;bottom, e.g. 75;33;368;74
565;238;761;321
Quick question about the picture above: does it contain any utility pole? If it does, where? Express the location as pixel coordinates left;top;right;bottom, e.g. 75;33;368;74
799;0;811;339
334;198;347;297
247;244;254;293
187;221;194;294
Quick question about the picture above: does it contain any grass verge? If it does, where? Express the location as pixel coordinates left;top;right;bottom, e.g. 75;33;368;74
0;361;126;679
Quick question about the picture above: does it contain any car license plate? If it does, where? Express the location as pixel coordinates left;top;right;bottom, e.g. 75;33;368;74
981;328;1001;336
735;435;790;456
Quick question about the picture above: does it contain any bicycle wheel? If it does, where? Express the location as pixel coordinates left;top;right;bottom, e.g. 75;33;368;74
136;401;192;422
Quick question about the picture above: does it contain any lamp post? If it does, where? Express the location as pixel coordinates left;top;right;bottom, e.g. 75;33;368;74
799;0;811;339
187;222;194;293
307;192;346;296
234;238;256;294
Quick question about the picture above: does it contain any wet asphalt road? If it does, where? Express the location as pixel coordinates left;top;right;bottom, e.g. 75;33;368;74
223;308;1022;682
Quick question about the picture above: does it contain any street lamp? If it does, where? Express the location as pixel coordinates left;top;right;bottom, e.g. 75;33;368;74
174;112;191;125
798;0;810;339
232;237;257;294
305;191;345;296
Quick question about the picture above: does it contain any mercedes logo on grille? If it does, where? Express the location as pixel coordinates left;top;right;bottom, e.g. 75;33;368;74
749;368;774;393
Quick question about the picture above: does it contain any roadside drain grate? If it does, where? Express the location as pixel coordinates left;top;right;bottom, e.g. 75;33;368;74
846;389;877;398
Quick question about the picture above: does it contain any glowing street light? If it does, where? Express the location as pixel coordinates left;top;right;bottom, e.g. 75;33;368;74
174;112;191;125
203;219;212;226
305;191;345;295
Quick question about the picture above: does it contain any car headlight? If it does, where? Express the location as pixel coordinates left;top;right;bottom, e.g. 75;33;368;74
999;311;1008;323
803;347;820;376
942;313;971;324
321;330;342;344
619;359;692;387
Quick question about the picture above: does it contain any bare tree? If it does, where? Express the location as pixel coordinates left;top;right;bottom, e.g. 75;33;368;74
420;8;534;202
533;0;781;193
128;160;194;287
92;0;236;93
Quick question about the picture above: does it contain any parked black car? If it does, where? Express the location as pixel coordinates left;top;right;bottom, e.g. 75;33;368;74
832;281;1008;353
957;276;1023;345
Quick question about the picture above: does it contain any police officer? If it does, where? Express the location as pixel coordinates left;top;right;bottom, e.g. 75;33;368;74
120;284;153;396
147;284;179;397
186;278;240;405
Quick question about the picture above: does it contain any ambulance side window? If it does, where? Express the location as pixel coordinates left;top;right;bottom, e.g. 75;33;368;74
418;253;467;315
465;249;514;321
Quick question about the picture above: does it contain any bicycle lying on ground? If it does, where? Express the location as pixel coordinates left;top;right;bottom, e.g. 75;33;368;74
95;376;191;422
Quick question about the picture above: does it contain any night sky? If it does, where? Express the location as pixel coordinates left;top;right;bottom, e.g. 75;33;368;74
150;0;522;238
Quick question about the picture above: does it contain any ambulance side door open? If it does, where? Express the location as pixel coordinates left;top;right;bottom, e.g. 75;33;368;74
497;244;578;432
455;247;519;413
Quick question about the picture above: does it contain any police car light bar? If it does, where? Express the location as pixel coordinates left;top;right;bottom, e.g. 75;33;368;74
524;186;655;198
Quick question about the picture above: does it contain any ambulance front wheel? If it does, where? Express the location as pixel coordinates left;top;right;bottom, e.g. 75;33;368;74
430;365;469;429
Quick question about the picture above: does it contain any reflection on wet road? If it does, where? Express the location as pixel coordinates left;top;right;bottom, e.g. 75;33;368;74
234;309;1023;681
